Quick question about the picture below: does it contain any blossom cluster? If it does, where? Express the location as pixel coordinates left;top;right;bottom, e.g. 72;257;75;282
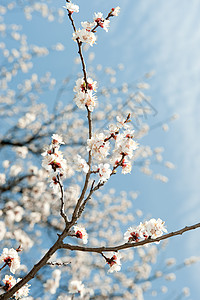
87;116;139;181
69;3;120;46
42;134;67;193
0;248;30;298
75;154;89;174
73;77;97;111
2;275;30;299
73;27;96;47
64;2;79;14
124;218;167;243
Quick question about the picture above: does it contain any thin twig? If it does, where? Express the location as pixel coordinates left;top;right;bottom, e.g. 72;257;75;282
66;9;93;222
57;174;69;225
46;261;71;267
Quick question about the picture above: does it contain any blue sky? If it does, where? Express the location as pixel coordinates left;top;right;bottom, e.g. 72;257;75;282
6;0;200;298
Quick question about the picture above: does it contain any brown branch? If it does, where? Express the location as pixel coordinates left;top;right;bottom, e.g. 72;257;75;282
0;226;71;300
66;10;93;222
61;222;200;253
77;153;126;218
57;174;69;225
67;11;76;33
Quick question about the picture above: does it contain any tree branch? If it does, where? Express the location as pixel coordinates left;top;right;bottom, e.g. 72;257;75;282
57;174;69;225
61;222;200;253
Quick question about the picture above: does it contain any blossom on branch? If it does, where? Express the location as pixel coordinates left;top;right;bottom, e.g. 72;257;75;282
41;134;68;191
73;225;88;244
114;129;139;159
0;248;20;274
73;29;96;46
2;275;16;291
73;77;97;93
74;91;97;111
15;278;30;299
93;12;110;32
142;218;167;239
124;226;142;243
81;21;96;31
75;155;89;174
98;163;112;182
73;77;98;111
106;252;122;273
49;176;60;193
2;275;30;298
121;159;132;174
110;6;120;17
124;218;167;243
63;2;79;14
52;133;65;145
87;133;110;161
116;115;130;129
73;78;97;111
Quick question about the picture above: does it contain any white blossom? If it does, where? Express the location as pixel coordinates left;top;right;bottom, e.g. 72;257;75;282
124;225;145;243
64;2;79;13
114;130;139;159
73;225;88;244
93;12;110;32
98;163;112;182
121;159;132;174
75;155;89;173
107;252;122;273
42;135;68;182
87;133;110;161
73;29;96;46
15;278;31;299
81;21;96;31
111;6;120;16
73;77;97;93
124;218;167;243
68;280;85;297
74;91;97;111
0;248;20;274
52;134;64;145
2;275;16;290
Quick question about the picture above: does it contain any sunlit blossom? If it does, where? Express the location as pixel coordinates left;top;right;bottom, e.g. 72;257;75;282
111;6;120;16
0;248;20;274
73;225;88;244
73;29;96;46
107;252;122;273
63;2;79;14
